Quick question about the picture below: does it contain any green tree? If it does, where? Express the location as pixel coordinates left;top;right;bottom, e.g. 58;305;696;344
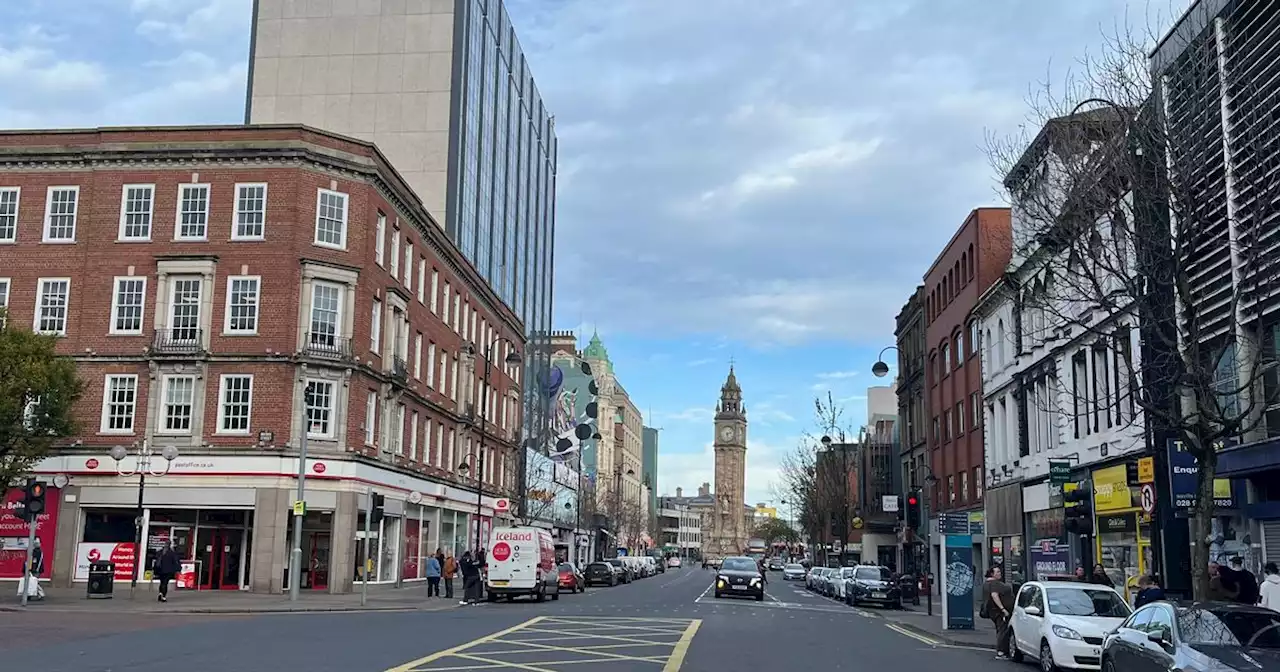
752;517;798;545
0;321;82;488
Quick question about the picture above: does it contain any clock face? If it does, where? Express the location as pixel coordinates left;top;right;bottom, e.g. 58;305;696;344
719;426;735;442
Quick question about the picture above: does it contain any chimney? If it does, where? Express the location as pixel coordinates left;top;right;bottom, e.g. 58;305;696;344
698;483;710;497
676;487;683;498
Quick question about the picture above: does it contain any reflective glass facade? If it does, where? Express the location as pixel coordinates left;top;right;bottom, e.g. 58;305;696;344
449;0;556;450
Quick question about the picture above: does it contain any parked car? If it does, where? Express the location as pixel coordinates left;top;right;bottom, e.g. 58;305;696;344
830;566;856;601
651;557;666;573
606;558;633;583
1102;600;1280;672
557;562;586;593
584;561;617;587
1009;580;1130;670
714;556;765;601
806;566;827;592
845;565;901;609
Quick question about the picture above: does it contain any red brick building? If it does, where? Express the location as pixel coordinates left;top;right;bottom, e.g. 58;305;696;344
924;208;1011;529
0;125;524;593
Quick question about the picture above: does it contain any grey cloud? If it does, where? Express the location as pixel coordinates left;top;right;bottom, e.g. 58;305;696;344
510;0;1139;345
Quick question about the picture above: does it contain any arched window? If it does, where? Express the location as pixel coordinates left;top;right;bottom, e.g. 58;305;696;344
996;319;1006;367
967;243;975;280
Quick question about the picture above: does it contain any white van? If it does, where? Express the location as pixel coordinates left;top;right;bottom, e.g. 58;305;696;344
485;527;560;601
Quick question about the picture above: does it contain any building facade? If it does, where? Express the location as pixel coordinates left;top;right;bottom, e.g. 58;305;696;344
0;126;522;592
246;0;556;455
893;286;929;574
657;488;704;560
924;207;1011;570
579;332;646;552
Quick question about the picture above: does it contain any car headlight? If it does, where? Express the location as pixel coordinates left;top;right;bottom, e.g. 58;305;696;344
750;577;762;586
1052;625;1083;640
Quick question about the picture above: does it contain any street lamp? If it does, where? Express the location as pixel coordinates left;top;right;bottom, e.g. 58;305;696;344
871;346;898;378
109;442;179;596
462;338;523;556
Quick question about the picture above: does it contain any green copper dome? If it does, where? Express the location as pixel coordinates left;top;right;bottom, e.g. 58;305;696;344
583;330;613;373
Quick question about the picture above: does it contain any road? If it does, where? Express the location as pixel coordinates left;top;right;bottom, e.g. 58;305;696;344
0;568;999;671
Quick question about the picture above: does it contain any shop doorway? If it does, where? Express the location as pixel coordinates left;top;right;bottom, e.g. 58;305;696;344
197;528;243;590
305;532;330;589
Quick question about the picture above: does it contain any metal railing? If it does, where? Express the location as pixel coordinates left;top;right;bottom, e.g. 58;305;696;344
152;328;203;354
391;356;409;382
303;333;352;360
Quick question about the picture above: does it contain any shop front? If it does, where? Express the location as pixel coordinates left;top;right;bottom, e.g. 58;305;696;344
984;482;1024;585
1;485;62;581
1091;462;1153;603
1022;480;1072;581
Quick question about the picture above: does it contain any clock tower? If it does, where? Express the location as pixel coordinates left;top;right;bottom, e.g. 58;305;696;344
711;365;748;557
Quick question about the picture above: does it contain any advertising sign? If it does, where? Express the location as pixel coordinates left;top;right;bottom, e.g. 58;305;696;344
74;542;137;581
1028;540;1071;580
1167;439;1237;510
0;486;61;579
942;534;975;630
1048;459;1072;485
176;561;198;589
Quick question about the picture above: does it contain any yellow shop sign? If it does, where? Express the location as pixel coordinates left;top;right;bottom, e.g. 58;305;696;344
1092;464;1135;512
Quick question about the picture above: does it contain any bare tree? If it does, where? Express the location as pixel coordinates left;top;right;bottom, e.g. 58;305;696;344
776;392;858;551
986;6;1280;597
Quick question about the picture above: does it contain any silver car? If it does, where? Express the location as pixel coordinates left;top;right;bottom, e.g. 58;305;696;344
782;563;807;581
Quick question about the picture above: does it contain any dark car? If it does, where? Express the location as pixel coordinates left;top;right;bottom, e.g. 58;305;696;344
606;558;633;583
768;558;784;571
584;561;617;587
1102;600;1280;672
557;562;586;593
714;556;765;601
846;565;902;608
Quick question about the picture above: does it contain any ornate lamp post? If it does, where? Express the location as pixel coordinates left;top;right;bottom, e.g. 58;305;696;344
109;442;179;597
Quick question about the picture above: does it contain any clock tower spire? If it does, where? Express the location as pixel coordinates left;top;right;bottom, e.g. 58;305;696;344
711;365;748;558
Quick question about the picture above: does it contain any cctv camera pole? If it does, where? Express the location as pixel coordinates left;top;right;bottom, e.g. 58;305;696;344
289;385;312;602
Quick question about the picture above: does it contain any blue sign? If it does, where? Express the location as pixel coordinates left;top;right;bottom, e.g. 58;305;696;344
1167;439;1240;510
1028;540;1071;580
943;535;975;630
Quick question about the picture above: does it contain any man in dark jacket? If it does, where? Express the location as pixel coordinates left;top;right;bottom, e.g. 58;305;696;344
1134;575;1166;608
155;541;182;602
1232;557;1259;604
459;551;484;605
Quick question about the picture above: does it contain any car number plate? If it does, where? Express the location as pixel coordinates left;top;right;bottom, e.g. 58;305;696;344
733;585;748;590
490;580;509;586
873;592;885;598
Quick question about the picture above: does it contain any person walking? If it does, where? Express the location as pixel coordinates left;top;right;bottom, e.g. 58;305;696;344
1258;563;1280;611
981;565;1014;659
425;552;442;597
443;551;457;599
155;541;181;603
459;551;482;605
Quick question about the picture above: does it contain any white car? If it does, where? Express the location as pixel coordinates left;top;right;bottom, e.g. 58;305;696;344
1009;580;1131;671
667;557;682;569
830;566;856;600
782;564;806;581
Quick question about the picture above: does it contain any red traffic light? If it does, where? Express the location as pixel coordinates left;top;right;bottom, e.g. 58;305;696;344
907;496;918;506
29;483;45;497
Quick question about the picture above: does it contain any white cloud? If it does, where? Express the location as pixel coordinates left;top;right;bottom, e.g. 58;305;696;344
816;370;860;380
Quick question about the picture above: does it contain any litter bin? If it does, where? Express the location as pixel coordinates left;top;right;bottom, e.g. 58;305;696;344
87;561;114;599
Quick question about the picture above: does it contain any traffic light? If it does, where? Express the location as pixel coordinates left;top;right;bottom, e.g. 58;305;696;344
1063;481;1093;535
16;479;46;522
905;489;922;530
370;493;386;525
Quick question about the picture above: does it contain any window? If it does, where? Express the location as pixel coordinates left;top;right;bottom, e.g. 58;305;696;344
100;375;138;434
0;187;18;242
168;277;202;342
176;183;210;240
417;258;426;302
947;475;956;503
224;276;260;334
370;299;382;353
410;411;419;460
375;213;386;266
427;342;437;387
955;332;963;366
309;282;342;348
942;409;951;441
305;380;336;439
969;321;979;356
0;278;9;328
975;467;983;499
438;349;448;393
941;342;950;372
452;292;460;332
403;241;413;287
365;391;378;445
430;270;439;313
414;333;423;378
35;278;70;335
960;470;968;503
956;400;964;435
233;183;267;239
442;282;451;323
390;233;400;278
395;404;406;456
110;276;147;335
972;392;981;427
217;375;253;434
161;375;196;434
43;186;79;242
118;184;154;241
314;189;347;248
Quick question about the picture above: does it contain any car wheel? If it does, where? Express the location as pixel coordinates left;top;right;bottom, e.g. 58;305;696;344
1009;630;1023;663
1100;657;1115;672
1039;640;1057;672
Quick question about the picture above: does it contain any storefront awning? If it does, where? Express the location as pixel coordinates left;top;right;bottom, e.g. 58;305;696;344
1217;438;1280;477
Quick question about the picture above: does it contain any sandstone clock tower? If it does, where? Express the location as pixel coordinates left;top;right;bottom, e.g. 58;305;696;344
711;366;748;557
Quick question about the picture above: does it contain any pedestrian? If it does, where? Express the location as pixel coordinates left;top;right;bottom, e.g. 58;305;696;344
1209;562;1240;601
1074;565;1087;581
1232;557;1259;605
1090;563;1115;588
443;551;457;599
981;565;1014;659
460;551;484;605
17;538;45;601
155;540;181;603
425;552;442;597
1134;575;1166;608
1258;563;1280;611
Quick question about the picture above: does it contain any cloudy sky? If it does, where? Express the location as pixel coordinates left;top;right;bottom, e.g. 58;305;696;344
0;0;1182;507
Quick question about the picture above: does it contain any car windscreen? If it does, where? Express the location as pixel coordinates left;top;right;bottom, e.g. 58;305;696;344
1178;607;1280;649
721;558;757;572
557;563;573;572
607;559;623;567
587;563;609;570
785;564;804;571
840;567;856;578
855;567;890;581
1045;587;1131;618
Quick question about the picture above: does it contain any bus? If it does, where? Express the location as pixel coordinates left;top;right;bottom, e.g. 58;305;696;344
745;537;767;561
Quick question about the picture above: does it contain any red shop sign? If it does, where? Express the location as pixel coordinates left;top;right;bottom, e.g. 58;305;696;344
0;486;62;580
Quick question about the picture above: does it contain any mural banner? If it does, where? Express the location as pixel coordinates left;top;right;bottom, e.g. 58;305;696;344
942;534;975;631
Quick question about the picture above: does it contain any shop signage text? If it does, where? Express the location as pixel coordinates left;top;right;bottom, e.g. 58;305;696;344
1048;460;1072;486
494;530;534;542
0;485;61;579
1167;439;1237;510
74;542;136;581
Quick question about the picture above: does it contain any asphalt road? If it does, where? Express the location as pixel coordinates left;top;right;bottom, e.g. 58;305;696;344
0;568;1001;671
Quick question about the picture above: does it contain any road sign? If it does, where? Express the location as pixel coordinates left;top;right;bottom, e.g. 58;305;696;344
293;500;306;516
1139;483;1156;514
1138;457;1155;483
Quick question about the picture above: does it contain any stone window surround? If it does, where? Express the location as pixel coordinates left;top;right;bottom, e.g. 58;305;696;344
290;365;350;449
148;362;209;449
154;258;217;350
295;261;359;352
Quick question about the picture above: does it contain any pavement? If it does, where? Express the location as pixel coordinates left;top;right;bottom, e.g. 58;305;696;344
1;568;1005;671
0;580;461;613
